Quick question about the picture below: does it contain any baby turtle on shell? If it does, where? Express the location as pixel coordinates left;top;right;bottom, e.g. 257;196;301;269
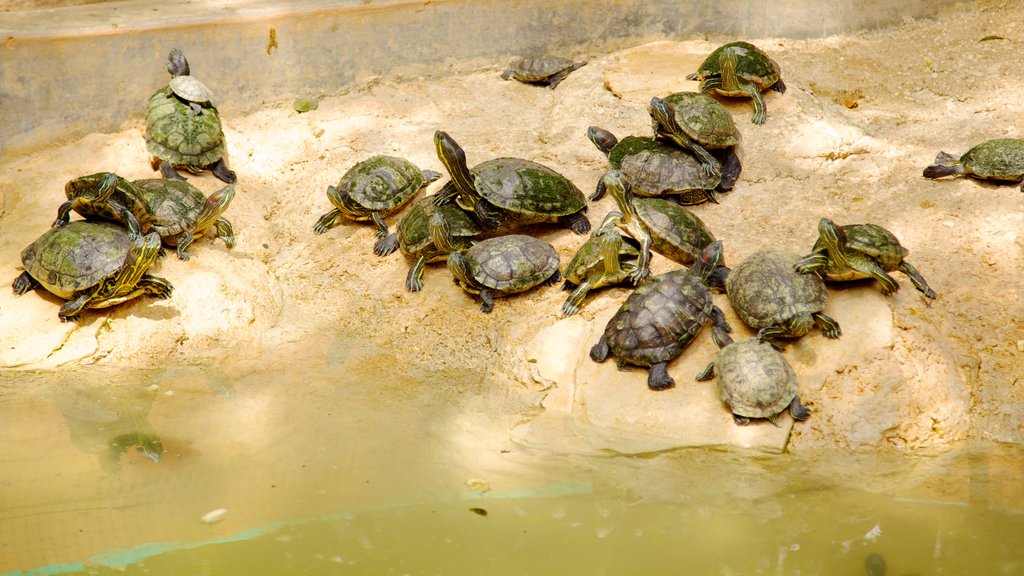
727;249;841;343
374;189;486;292
560;223;642;316
145;48;236;183
596;170;720;285
922;138;1024;191
590;240;731;391
433;131;590;233
448;234;561;313
696;336;810;426
794;218;937;299
313;155;442;244
649;93;742;181
687;41;786;125
13;218;172;321
587;126;729;203
500;56;586;89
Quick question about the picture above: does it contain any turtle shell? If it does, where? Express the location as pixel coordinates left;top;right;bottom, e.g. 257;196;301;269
657;92;740;149
634;198;717;264
131;178;208;241
960;138;1024;180
726;250;828;331
456;234;559;293
612;136;721;199
810;223;909;272
600;269;712;367
338;155;431;212
471;157;588;218
20;221;134;299
397;195;482;258
169;75;214;104
714;338;799;419
145;86;227;168
696;41;782;90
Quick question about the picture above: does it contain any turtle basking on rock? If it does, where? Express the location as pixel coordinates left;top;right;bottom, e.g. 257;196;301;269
448;234;561;313
649;93;742;182
560;223;642;316
687;41;785;124
500;56;586;89
922;138;1024;190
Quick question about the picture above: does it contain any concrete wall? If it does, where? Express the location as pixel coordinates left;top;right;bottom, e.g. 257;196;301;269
0;0;946;156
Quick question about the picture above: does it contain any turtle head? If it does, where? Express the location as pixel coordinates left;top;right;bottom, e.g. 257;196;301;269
817;217;850;267
428;211;455;253
167;48;190;77
434;131;475;197
600;170;636;216
65;172;118;202
586;126;618;156
446;250;473;287
195;184;236;233
648;97;681;137
691;240;725;284
718;49;739;90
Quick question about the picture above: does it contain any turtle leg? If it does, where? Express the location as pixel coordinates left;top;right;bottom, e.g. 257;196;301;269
559;211;591;235
589;335;611;362
792;252;829;275
432;183;460;206
479;289;495;313
922;152;962;179
159;160;187;181
695;361;716;381
755;326;787;350
771;78;787;94
374;233;400;257
53;200;75;227
789;395;811;421
59;293;92;322
689;142;723;179
12;272;37;295
137;274;174;299
709;305;734;349
210;159;237;184
214;218;235;248
897;261;937;299
685;71;699;82
561;281;592;316
863;263;901;296
370;212;389;238
732;414;751;426
698;76;723;94
544;270;562;286
174;231;195;260
745;84;769;124
405;256;428;292
545;70;570;90
314;208;343;234
647;362;676;391
589;177;608;201
812;312;842;339
473;201;501;229
715;148;742;192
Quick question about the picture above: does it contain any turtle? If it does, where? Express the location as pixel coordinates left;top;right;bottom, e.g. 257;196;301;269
587;126;734;203
373;189;486;292
500;55;586;89
145;48;236;183
560;223;642;316
794;217;937;299
447;234;561;313
12;219;172;321
589;240;732;391
726;249;841;343
595;170;719;285
130;178;236;260
922;138;1024;190
55;172;153;234
687;41;785;124
432;130;591;233
696;336;810;426
313;155;442;243
648;93;742;181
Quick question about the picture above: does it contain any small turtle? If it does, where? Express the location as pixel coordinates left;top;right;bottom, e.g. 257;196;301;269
374;189;485;292
447;234;560;313
922;138;1024;190
145;48;236;183
696;336;810;426
794;218;937;299
313;155;442;243
587;126;732;203
590;240;731;391
433;131;591;233
687;41;786;124
560;223;642;316
500;56;586;89
649;93;742;181
726;249;840;343
13;219;172;321
596;170;719;285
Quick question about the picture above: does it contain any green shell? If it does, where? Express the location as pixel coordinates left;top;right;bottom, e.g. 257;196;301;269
130;179;211;240
726;250;828;331
562;231;641;288
20;221;136;299
958;138;1024;180
470;157;588;220
145;85;227;169
599;269;712;366
634;198;717;264
810;223;909;272
713;338;799;419
656;92;741;149
695;41;782;91
335;155;435;214
609;136;721;199
453;234;559;294
396;195;482;259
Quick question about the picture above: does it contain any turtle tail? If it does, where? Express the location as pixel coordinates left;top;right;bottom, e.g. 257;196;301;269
922;151;962;179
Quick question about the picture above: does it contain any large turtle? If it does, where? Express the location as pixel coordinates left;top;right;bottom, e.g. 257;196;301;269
433;131;591;233
374;189;486;292
447;234;560;313
649;93;742;180
590;240;731;391
313;155;442;243
500;55;586;89
145;48;236;183
560;223;642;316
726;249;841;343
13;218;172;321
794;218;937;299
696;336;810;426
922;138;1024;190
587;126;733;203
687;41;786;125
596;170;720;285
